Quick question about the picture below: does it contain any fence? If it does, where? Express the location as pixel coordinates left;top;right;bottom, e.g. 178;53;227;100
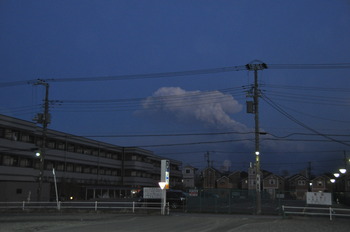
282;205;350;220
0;201;169;215
186;189;296;215
185;189;350;215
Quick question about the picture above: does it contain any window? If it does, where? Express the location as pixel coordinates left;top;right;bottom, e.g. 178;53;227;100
47;140;56;149
76;146;83;153
19;158;32;167
3;156;17;166
186;169;191;174
83;166;91;173
75;165;82;173
20;133;30;142
66;164;74;172
0;127;4;138
83;147;91;155
92;149;98;156
67;144;75;152
269;179;276;185
112;153;119;160
56;163;65;171
45;161;53;170
100;150;106;157
57;142;65;150
4;129;12;139
298;180;306;186
317;181;323;187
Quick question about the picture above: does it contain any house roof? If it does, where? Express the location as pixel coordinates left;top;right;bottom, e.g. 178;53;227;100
216;176;229;182
264;173;284;181
312;175;331;181
287;174;309;181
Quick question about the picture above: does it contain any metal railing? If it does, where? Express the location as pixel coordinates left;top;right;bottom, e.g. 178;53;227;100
282;205;350;220
0;201;169;215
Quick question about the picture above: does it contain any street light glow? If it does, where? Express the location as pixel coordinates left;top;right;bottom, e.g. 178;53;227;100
334;173;340;178
339;168;347;174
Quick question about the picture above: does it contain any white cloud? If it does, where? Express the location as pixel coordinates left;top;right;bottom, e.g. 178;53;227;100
142;87;247;131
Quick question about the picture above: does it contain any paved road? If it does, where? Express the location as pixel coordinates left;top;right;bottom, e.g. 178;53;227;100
1;213;350;232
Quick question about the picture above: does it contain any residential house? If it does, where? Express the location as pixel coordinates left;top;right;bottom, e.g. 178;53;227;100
287;174;309;200
216;176;232;189
263;174;285;199
311;175;333;192
182;165;198;189
202;167;221;188
228;171;244;189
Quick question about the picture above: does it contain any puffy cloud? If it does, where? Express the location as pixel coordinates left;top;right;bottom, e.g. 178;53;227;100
142;87;247;131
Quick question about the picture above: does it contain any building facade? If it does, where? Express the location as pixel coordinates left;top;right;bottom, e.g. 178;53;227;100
182;165;197;189
0;114;182;201
311;175;333;192
287;174;309;200
262;174;285;199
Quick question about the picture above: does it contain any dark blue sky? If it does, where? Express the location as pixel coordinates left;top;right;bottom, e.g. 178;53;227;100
1;0;350;175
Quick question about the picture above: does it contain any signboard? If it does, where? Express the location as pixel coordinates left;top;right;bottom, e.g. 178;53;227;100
143;187;162;199
189;189;198;197
306;192;332;206
161;160;170;189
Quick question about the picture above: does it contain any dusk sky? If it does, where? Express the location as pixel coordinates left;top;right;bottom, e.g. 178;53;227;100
1;0;350;176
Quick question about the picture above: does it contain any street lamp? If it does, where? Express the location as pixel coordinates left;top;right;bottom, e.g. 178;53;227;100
339;168;347;174
334;173;340;178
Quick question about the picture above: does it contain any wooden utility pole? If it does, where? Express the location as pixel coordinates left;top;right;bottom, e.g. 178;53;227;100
34;79;50;201
246;62;267;215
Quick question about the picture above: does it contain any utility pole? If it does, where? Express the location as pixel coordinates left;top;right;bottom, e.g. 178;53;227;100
33;79;50;201
307;161;312;178
344;151;348;171
205;151;210;168
246;62;267;215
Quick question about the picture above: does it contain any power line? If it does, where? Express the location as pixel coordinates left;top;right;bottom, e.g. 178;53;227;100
268;63;350;70
261;93;350;147
1;62;350;87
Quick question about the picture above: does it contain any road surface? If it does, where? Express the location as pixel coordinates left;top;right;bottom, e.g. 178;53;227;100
1;213;349;232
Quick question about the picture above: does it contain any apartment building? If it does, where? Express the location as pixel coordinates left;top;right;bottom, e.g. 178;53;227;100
0;114;182;201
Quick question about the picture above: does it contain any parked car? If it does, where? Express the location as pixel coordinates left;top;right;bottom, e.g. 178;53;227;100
137;189;187;209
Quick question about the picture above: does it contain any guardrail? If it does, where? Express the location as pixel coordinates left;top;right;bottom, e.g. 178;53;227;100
0;201;169;215
282;205;350;220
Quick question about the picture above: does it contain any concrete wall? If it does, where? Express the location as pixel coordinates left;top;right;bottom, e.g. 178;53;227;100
0;181;50;202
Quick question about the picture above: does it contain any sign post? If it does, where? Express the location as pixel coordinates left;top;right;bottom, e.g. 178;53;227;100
52;168;59;210
159;182;166;215
160;160;170;215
